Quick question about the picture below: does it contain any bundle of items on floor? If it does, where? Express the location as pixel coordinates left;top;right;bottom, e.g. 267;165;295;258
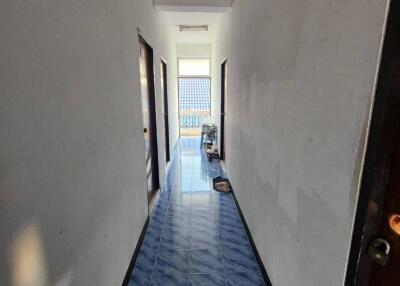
206;147;219;161
201;123;220;161
213;176;232;192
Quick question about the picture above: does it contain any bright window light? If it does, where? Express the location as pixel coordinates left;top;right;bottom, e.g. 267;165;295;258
179;58;210;76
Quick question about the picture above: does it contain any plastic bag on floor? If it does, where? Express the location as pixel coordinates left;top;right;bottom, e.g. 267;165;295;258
213;176;231;192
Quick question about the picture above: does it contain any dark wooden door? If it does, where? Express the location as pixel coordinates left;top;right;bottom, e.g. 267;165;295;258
139;36;159;205
345;1;400;285
161;60;170;162
220;60;227;160
369;140;400;286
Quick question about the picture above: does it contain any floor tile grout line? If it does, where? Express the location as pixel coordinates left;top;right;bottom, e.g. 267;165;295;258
152;143;194;279
149;150;178;280
137;138;263;284
211;189;230;286
211;172;266;284
189;185;193;275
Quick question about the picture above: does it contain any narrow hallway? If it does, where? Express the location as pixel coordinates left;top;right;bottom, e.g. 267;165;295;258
1;1;394;285
129;137;267;285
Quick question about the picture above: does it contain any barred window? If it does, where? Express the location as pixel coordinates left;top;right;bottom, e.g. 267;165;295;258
179;78;211;111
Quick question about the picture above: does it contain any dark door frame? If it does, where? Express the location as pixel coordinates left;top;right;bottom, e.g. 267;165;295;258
139;34;160;204
220;60;227;161
345;1;400;285
161;59;170;162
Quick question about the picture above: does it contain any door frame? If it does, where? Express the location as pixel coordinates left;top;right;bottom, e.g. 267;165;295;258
161;59;170;162
139;34;160;205
345;1;400;284
220;60;227;161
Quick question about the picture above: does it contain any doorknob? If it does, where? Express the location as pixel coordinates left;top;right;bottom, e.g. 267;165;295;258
367;238;391;266
389;213;400;236
144;128;148;133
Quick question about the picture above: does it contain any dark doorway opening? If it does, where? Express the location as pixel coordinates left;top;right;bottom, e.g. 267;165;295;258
139;35;160;207
220;60;227;161
345;1;400;285
161;60;170;162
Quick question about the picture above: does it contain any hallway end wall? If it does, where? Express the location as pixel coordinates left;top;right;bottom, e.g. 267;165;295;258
212;1;389;285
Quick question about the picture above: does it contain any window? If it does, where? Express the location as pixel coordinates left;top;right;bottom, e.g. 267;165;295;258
178;58;211;136
179;78;211;112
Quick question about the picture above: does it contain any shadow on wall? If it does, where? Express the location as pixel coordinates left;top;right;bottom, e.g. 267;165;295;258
7;221;76;286
250;172;347;285
1;188;129;286
10;222;49;286
231;0;307;84
228;128;347;285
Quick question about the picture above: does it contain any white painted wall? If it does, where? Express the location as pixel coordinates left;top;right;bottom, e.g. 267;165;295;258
212;1;389;285
177;44;212;57
211;14;229;151
0;0;177;285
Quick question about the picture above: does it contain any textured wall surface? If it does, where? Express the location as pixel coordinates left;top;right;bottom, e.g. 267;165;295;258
0;0;176;285
211;0;389;285
177;44;212;57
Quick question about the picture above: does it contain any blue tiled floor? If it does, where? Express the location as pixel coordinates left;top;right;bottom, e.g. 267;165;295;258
129;137;266;286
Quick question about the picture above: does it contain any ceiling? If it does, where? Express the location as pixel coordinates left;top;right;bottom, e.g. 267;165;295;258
161;11;223;44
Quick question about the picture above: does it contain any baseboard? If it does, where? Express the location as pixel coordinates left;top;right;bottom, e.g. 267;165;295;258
122;143;272;285
122;216;150;286
219;161;272;284
122;141;179;285
230;189;273;286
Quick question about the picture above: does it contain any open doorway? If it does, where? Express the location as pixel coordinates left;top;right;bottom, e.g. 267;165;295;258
220;60;227;161
345;1;400;285
178;58;211;137
161;59;170;163
139;35;160;207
